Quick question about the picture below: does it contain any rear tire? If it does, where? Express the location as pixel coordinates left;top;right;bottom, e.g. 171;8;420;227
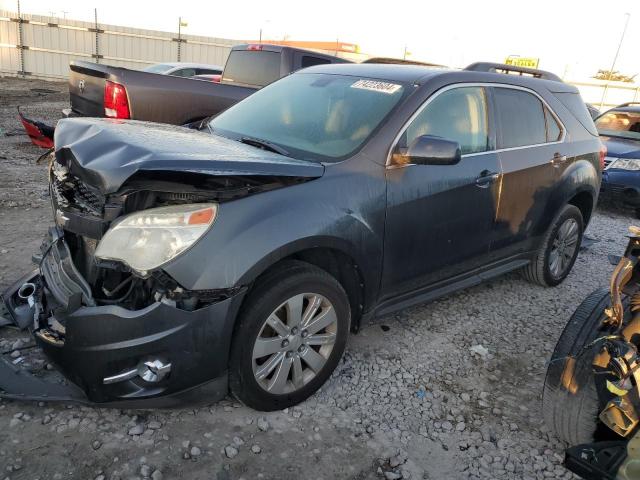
522;204;583;287
542;288;613;444
229;260;350;411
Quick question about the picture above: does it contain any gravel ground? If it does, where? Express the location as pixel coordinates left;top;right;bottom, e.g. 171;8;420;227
0;75;635;480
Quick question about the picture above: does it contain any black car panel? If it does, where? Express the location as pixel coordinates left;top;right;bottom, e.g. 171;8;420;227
1;63;603;407
54;118;325;195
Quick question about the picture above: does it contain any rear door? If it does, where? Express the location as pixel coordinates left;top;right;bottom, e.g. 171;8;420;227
489;85;567;260
382;85;502;298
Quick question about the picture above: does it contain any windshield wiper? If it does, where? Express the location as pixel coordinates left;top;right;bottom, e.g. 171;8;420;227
240;136;290;157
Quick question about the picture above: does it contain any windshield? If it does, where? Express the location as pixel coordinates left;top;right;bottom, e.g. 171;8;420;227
596;110;640;141
144;64;173;74
209;73;407;161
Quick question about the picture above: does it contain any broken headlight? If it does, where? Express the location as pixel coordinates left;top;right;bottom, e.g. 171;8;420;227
95;203;217;275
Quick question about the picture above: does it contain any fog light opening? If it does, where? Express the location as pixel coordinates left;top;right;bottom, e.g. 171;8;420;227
103;357;171;385
137;358;172;383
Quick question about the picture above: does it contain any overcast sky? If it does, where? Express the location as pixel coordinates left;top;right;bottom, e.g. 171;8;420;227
2;0;638;81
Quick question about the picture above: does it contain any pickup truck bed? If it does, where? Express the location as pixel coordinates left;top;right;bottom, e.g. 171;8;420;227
19;44;350;146
69;61;256;125
70;44;350;125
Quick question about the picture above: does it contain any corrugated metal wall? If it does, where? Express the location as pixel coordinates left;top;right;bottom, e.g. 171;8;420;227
0;9;239;79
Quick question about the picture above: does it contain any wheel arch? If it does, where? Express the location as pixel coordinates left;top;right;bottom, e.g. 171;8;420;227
236;237;375;332
568;189;595;225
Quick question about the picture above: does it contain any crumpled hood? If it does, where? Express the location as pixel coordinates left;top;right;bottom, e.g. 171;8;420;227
54;117;324;194
601;135;640;159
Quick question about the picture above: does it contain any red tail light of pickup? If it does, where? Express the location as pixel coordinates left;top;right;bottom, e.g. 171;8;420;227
104;80;130;119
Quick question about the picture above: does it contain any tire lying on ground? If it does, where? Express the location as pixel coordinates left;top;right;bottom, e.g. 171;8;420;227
542;288;622;445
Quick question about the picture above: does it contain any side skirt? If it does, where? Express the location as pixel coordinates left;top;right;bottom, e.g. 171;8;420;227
373;256;531;318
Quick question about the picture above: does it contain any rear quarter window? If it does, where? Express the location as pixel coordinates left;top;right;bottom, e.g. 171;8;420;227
222;51;281;87
553;92;598;136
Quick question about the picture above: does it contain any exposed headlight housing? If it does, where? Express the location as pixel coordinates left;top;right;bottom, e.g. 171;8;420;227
608;158;640;171
95;203;217;275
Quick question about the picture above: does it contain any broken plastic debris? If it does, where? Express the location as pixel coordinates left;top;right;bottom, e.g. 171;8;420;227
469;345;489;358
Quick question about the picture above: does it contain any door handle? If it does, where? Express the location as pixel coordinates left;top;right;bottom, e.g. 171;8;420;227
551;153;568;167
475;171;500;188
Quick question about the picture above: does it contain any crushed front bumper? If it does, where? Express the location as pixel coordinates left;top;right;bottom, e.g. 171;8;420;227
1;233;245;407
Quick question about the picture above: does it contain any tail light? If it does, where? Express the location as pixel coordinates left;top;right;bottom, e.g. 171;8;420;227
599;143;607;170
104;80;130;119
247;44;263;51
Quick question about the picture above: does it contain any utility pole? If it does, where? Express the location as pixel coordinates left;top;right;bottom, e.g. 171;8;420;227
403;45;407;60
600;13;631;108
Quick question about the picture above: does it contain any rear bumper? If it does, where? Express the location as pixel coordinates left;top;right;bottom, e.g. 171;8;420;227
1;234;245;406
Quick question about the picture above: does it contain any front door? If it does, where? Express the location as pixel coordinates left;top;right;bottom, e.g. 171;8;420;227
381;86;502;299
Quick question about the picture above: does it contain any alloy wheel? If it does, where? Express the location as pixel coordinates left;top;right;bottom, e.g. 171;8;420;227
549;218;580;278
252;293;338;394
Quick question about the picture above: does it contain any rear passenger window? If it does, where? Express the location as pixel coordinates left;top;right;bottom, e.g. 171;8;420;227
494;88;546;148
404;87;489;155
545;107;562;142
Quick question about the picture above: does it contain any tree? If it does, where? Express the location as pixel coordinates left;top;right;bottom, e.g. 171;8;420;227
593;69;637;83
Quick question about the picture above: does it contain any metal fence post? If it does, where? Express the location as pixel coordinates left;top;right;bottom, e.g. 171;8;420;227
94;8;99;64
177;17;182;62
16;0;25;76
89;8;103;64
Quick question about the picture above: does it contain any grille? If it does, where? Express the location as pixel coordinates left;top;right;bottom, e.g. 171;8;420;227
52;174;104;216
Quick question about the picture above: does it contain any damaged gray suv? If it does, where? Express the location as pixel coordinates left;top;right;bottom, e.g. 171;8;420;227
1;63;602;410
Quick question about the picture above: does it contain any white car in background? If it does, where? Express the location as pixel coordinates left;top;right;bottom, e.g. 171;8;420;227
143;62;223;78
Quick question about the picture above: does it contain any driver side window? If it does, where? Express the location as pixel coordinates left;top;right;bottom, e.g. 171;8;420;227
404;87;490;155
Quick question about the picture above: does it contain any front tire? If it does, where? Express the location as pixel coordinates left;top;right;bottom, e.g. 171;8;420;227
522;204;584;287
229;260;350;411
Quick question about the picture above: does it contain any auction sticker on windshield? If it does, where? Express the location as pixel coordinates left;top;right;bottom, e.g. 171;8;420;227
351;79;402;94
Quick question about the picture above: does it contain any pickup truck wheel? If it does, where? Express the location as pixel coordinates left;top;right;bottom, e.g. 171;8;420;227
522;204;583;287
542;288;620;444
229;260;350;411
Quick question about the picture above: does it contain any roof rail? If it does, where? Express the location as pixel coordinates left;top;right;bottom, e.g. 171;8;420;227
464;62;562;83
615;102;640;108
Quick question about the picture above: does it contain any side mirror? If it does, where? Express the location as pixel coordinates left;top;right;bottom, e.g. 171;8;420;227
404;135;461;166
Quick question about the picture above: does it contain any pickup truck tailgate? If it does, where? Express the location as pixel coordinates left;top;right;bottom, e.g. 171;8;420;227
68;60;257;125
69;62;107;117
